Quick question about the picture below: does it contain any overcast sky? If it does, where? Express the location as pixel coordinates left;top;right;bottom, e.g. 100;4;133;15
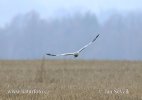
0;0;142;26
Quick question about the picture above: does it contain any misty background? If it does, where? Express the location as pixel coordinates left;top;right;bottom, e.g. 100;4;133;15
0;0;142;60
0;11;142;60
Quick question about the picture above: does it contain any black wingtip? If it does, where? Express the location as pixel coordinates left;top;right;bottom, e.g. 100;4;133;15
92;34;100;42
96;34;100;38
46;53;56;56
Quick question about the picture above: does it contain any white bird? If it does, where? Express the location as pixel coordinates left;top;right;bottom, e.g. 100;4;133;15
46;34;100;58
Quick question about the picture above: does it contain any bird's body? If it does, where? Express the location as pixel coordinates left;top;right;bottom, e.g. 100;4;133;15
46;34;100;58
73;52;79;58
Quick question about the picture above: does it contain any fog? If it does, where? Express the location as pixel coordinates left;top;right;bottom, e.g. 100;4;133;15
0;11;142;60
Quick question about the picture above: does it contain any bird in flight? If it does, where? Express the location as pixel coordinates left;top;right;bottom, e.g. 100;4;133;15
46;34;100;58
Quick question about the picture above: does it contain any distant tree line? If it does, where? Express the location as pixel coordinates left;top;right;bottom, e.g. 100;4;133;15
0;11;142;60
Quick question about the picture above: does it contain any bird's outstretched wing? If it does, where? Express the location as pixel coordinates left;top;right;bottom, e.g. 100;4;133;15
77;34;100;53
46;53;74;56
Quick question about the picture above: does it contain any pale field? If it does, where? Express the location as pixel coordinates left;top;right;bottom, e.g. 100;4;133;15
0;60;142;100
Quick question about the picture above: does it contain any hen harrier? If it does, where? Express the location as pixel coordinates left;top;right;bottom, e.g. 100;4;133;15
46;34;100;58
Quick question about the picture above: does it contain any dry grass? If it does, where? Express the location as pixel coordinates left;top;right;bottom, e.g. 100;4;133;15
0;60;142;100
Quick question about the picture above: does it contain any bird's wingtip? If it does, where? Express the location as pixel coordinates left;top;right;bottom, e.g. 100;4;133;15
92;34;100;42
46;53;56;56
96;34;100;37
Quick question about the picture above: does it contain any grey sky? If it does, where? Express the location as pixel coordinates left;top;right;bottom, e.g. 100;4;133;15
0;0;142;26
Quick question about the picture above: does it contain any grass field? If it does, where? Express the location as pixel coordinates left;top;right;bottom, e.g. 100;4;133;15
0;60;142;100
